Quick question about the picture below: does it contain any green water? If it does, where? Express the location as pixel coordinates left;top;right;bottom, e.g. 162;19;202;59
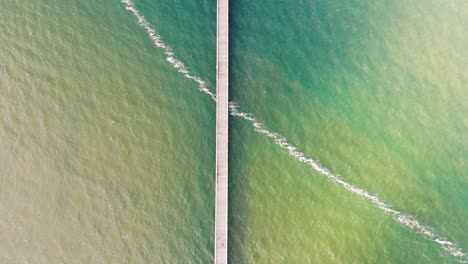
230;0;467;263
0;0;467;263
0;0;215;262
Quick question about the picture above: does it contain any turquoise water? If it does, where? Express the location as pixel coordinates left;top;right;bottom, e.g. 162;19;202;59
1;0;467;263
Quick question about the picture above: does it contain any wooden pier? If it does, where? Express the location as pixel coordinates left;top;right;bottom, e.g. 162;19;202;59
215;0;229;263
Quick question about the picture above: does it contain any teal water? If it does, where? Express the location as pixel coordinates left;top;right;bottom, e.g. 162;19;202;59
0;0;467;263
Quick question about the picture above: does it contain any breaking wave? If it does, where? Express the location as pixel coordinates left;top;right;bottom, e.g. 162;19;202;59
121;0;466;260
121;0;216;100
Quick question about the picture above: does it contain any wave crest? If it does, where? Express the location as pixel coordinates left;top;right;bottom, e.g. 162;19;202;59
121;0;466;260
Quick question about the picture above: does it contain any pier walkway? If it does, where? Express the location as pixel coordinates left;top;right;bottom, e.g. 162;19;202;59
215;0;229;263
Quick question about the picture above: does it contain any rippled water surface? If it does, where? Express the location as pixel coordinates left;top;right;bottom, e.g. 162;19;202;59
0;0;467;263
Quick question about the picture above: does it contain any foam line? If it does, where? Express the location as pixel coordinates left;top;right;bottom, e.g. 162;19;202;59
121;0;216;101
228;102;466;259
121;0;466;260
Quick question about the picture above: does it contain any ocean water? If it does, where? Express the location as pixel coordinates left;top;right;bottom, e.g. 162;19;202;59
0;0;467;263
0;0;215;262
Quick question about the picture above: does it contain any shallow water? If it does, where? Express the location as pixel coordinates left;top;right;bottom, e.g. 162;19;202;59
0;0;215;262
0;0;466;263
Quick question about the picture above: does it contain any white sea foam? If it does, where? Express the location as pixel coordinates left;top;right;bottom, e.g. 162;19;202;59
229;102;466;259
121;0;216;101
121;0;466;260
